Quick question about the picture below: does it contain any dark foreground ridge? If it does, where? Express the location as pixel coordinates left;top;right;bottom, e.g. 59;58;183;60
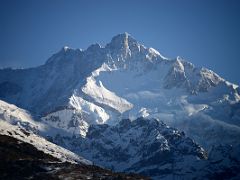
0;134;149;180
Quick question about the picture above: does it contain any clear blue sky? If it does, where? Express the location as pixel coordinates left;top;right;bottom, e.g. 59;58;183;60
1;0;240;84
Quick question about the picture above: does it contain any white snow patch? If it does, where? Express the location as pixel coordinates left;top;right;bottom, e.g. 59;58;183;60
0;120;91;164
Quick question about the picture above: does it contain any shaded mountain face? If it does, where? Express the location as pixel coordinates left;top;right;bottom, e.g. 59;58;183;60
0;33;240;179
1;102;240;179
50;117;208;178
45;117;240;179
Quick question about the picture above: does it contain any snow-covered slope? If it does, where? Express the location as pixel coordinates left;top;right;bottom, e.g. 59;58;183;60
0;33;240;148
47;117;240;179
1;99;239;179
0;32;240;178
12;33;237;148
49;117;206;178
0;99;90;164
0;120;90;164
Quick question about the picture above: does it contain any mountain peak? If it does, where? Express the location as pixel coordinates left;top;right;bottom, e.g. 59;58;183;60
45;46;81;65
112;32;131;41
105;32;141;59
87;43;101;51
63;46;70;52
107;32;137;48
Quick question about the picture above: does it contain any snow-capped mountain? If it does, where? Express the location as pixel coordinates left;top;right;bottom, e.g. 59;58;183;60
1;32;238;147
51;117;208;179
0;33;240;179
1;98;240;179
1;99;239;179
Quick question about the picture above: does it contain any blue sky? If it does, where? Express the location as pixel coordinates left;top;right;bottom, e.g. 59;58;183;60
1;0;240;84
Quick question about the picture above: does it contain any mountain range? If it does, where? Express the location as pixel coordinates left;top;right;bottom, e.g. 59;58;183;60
0;33;240;179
